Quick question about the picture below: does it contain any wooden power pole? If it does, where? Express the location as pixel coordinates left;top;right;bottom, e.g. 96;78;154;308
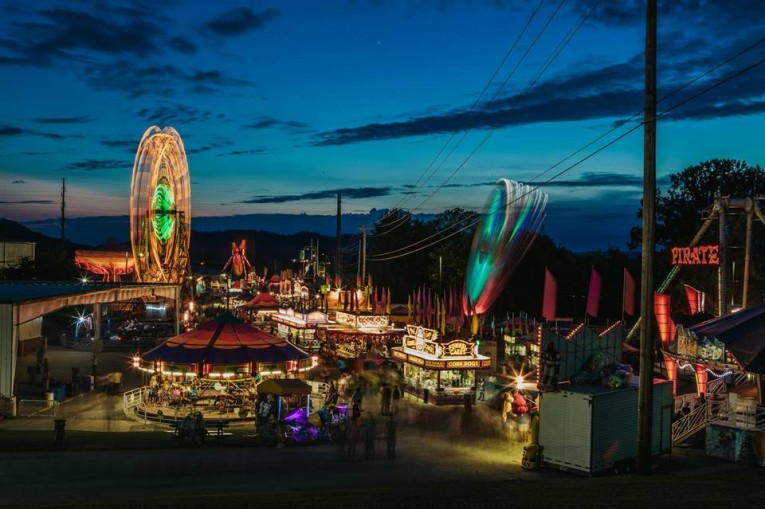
637;0;657;476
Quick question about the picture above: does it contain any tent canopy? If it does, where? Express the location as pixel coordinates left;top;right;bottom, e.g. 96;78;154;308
687;303;765;373
142;312;309;365
257;378;311;396
241;292;279;310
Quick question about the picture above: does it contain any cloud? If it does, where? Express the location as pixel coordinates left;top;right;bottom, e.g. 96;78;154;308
65;159;127;171
137;104;217;125
0;199;53;204
244;116;310;133
0;124;73;140
241;187;393;204
0;126;26;137
82;61;249;98
205;7;280;36
167;36;197;55
186;141;233;155
32;116;90;124
532;172;642;188
218;148;267;156
12;180;26;184
0;6;162;66
99;138;137;151
313;37;765;146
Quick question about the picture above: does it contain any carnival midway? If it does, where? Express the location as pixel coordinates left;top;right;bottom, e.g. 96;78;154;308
4;125;765;479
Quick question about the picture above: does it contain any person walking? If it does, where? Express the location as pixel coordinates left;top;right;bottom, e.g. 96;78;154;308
477;378;485;401
363;413;376;460
352;386;363;418
381;383;392;416
391;384;401;416
346;416;358;461
385;414;398;460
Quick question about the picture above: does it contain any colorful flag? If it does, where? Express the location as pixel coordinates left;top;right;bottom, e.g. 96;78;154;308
684;284;703;315
654;292;675;347
623;269;636;316
586;267;601;318
542;268;557;321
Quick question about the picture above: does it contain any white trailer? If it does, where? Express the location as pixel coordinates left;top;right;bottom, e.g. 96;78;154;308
538;380;672;475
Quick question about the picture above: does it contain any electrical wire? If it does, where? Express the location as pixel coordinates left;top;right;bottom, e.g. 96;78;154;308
380;0;548;220
367;53;765;261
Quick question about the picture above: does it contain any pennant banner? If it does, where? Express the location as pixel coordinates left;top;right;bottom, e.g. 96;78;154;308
542;269;557;322
623;269;636;316
586;268;601;318
684;284;703;315
654;292;676;346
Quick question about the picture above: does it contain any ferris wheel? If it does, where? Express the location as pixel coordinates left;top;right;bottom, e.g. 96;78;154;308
130;126;191;283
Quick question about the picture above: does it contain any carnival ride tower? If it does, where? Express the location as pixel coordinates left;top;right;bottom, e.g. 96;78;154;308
130;126;191;283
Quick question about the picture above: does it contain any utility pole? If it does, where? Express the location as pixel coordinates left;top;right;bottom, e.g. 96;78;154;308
743;202;752;308
718;200;728;315
637;0;657;476
60;178;66;251
361;225;367;287
336;192;342;284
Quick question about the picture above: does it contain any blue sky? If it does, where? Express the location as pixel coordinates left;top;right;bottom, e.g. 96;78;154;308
1;0;765;251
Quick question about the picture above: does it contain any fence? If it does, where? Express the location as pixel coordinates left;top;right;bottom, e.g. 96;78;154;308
17;399;60;418
122;387;147;419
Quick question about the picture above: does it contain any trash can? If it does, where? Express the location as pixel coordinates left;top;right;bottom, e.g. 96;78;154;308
423;389;429;404
79;375;94;393
53;419;66;446
45;391;54;407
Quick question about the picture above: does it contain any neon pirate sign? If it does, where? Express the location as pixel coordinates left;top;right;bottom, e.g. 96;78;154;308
670;245;719;266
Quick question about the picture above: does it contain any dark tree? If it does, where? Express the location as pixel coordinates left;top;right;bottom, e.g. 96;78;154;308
629;159;765;309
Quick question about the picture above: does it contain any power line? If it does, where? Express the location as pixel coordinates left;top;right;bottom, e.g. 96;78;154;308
368;52;765;261
380;0;547;219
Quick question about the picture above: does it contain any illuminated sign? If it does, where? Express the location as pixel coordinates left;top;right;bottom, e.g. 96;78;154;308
444;340;472;358
670;245;719;266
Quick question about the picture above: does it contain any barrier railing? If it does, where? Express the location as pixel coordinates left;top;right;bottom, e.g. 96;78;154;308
17;399;60;418
123;387;146;419
672;403;708;444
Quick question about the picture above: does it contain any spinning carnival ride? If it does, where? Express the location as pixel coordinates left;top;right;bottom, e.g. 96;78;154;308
130;126;191;283
463;179;547;320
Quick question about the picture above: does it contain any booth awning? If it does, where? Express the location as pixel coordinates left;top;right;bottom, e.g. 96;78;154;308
686;303;765;373
142;312;309;365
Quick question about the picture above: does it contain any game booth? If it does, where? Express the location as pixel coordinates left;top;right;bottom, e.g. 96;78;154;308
391;325;491;405
664;304;765;465
271;307;331;354
324;311;405;371
133;312;313;424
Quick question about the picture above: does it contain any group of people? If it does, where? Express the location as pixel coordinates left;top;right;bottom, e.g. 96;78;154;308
500;389;535;443
335;412;398;461
378;382;402;416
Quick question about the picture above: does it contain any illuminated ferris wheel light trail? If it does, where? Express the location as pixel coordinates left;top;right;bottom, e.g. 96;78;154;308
463;179;547;317
130;126;191;283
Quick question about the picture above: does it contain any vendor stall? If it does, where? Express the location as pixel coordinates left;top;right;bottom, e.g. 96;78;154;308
391;325;491;405
325;310;405;368
271;307;331;353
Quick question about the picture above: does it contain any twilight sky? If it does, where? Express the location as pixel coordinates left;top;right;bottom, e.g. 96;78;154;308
1;0;765;251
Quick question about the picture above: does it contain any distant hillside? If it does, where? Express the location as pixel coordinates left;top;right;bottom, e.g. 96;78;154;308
0;218;86;252
0;217;355;276
22;210;438;247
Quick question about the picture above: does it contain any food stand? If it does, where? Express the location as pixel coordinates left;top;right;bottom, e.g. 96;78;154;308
391;325;491;405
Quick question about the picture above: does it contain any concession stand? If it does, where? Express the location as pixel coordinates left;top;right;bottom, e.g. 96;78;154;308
391;325;491;405
324;311;405;368
271;307;331;353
